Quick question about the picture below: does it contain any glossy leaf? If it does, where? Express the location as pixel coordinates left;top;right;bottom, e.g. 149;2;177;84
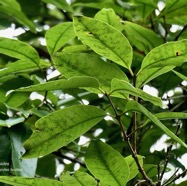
60;171;97;186
94;8;123;31
8;127;37;177
123;21;163;53
0;37;40;65
73;16;133;71
15;76;99;92
52;52;128;92
45;22;75;55
0;176;63;186
126;100;187;149
85;140;130;186
23;105;106;158
110;79;162;107
125;155;143;181
0;6;36;33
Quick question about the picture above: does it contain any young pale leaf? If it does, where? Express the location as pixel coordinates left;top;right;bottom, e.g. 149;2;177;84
52;52;128;93
60;171;97;186
0;60;49;78
125;155;143;181
0;6;36;33
123;21;163;53
0;37;40;65
0;176;63;186
15;77;99;92
85;140;130;186
73;16;133;71
136;66;174;88
139;40;187;71
45;22;75;55
126;100;187;149
110;79;162;107
94;8;123;31
23;105;106;158
172;70;187;81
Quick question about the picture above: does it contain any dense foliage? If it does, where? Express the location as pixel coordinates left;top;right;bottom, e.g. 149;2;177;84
1;0;187;185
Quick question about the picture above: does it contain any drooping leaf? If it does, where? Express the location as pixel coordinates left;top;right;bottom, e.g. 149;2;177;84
85;140;130;186
45;22;75;55
23;105;106;158
123;21;163;54
0;37;40;65
125;155;143;181
110;79;162;107
0;60;49;78
41;0;73;12
52;52;128;93
94;8;123;31
15;77;99;92
73;16;133;71
0;6;36;33
126;100;187;149
0;176;63;186
8;126;37;177
0;117;25;128
60;171;97;186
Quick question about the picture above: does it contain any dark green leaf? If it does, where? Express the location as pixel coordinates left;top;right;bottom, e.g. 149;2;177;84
23;105;106;158
85;140;129;186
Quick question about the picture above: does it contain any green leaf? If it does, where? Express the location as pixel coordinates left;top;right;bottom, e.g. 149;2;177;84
60;171;97;186
0;0;21;11
139;40;187;70
94;8;123;31
110;79;162;107
45;22;75;55
0;176;63;186
15;77;99;92
172;70;187;81
0;6;36;33
73;16;133;71
136;66;174;88
0;37;40;65
125;155;143;181
8;126;37;177
85;140;130;186
0;117;25;128
41;0;73;12
126;100;187;149
52;52;128;93
23;105;106;158
0;60;49;78
176;180;187;186
123;21;163;54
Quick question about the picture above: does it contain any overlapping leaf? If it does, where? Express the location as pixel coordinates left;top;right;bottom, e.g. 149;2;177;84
110;79;162;107
45;22;75;55
85;140;130;186
0;37;40;65
126;100;187;149
23;105;106;158
73;16;133;71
